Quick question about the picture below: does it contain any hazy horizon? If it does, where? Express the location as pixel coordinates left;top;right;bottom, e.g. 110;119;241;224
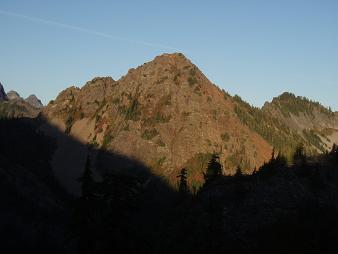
1;0;337;109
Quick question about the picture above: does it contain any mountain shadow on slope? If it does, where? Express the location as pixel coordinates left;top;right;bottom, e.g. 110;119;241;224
1;117;338;254
0;117;176;254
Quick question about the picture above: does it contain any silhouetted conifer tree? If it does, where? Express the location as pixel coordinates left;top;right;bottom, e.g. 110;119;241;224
271;147;276;161
331;143;338;158
275;152;288;167
293;144;306;164
204;154;223;184
73;155;98;254
293;144;309;177
177;168;188;194
234;165;243;177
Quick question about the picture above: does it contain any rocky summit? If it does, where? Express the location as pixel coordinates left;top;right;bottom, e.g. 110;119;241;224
25;94;43;108
7;90;21;101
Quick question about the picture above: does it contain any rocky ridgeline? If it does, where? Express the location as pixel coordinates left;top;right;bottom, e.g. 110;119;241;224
0;82;43;118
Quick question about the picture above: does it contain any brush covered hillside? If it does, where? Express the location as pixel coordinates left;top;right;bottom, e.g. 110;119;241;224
263;93;338;152
233;96;337;161
42;53;338;186
42;53;272;186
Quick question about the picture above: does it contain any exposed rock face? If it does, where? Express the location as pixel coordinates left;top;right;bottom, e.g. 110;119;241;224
0;82;7;101
7;90;21;101
43;54;272;184
25;94;43;108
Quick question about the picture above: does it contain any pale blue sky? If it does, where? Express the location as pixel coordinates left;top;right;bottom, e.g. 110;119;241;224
0;0;337;109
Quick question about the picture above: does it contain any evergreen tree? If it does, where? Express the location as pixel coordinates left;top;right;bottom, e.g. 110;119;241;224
293;143;306;164
331;143;338;155
74;155;99;254
275;152;288;168
234;165;244;178
271;147;276;161
177;168;188;194
204;154;223;184
330;143;338;162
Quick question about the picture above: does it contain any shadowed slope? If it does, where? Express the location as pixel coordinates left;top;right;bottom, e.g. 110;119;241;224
1;116;338;254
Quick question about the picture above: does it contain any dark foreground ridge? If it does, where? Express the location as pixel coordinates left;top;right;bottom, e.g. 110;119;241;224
1;116;338;254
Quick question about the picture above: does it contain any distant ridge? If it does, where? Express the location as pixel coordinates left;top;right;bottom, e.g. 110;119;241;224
0;83;42;118
7;90;21;101
25;94;43;108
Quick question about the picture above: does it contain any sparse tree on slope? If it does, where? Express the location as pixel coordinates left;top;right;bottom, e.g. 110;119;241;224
204;154;223;184
177;168;188;194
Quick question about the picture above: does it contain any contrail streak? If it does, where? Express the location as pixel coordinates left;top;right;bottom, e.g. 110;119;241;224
0;9;179;51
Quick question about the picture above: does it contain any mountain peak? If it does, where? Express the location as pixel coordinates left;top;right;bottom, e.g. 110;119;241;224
7;90;21;101
118;52;207;94
43;52;273;181
154;52;188;60
25;95;43;108
126;52;193;76
151;52;192;67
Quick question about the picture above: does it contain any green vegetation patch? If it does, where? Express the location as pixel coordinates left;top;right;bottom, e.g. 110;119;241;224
156;76;169;85
156;139;166;147
187;76;198;87
102;131;114;149
112;98;120;104
123;124;130;131
233;95;305;161
155;112;171;123
173;72;181;85
119;99;141;121
141;128;159;140
273;92;334;118
224;146;251;173
303;129;325;152
143;112;171;126
221;132;230;142
65;115;74;134
156;156;166;167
